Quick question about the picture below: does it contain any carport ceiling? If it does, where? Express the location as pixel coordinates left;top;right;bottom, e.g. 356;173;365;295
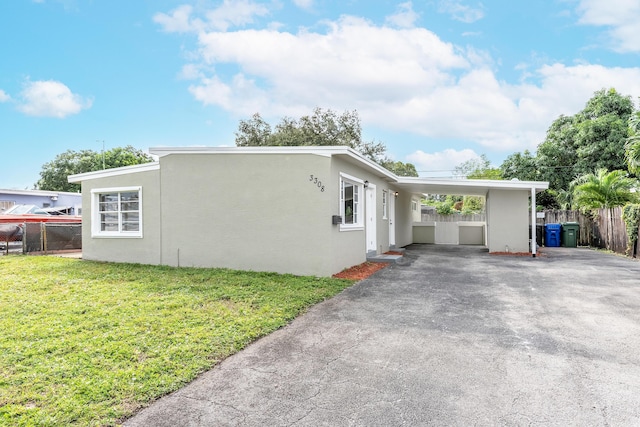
394;177;549;197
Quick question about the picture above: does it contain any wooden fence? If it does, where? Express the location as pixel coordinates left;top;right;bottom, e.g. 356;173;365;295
542;208;640;257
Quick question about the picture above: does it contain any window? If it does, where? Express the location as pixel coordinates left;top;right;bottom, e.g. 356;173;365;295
411;200;418;212
340;173;363;229
382;190;388;219
91;187;142;237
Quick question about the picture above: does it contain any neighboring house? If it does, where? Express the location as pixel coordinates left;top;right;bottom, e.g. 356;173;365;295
0;188;82;215
68;146;548;277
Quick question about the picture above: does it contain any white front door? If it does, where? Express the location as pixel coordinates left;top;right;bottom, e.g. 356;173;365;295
389;191;396;247
366;185;377;253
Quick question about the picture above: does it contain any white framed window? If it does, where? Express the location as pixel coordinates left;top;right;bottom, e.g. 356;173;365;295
91;186;142;238
411;200;418;212
340;173;364;230
382;190;388;220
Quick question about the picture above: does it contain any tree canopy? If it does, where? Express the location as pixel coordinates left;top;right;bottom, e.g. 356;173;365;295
454;154;502;180
536;88;634;191
235;108;418;177
498;88;637;209
571;169;638;211
37;145;154;192
625;110;640;175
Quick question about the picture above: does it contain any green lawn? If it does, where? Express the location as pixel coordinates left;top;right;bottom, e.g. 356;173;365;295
0;256;353;426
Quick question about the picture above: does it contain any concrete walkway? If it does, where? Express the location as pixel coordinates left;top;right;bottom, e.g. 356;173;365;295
124;245;640;426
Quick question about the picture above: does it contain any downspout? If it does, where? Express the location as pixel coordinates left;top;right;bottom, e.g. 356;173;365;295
531;186;537;258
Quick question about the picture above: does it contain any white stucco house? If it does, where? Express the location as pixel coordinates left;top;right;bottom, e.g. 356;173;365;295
68;146;549;277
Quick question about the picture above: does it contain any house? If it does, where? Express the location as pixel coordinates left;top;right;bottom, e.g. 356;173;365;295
68;146;549;276
0;188;82;215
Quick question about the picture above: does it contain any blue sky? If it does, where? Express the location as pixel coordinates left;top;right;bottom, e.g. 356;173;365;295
2;0;640;189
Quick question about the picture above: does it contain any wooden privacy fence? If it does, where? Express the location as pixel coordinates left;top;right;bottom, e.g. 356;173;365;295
542;208;640;257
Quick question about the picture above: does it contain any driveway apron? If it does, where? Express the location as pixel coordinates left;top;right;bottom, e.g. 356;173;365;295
124;245;640;426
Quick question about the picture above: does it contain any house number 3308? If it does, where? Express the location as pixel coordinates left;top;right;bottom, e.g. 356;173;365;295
309;175;325;192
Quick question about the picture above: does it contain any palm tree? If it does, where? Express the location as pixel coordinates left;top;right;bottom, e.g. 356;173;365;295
625;111;640;174
572;169;638;211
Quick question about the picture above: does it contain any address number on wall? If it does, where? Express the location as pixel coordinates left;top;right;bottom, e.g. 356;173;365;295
309;175;325;192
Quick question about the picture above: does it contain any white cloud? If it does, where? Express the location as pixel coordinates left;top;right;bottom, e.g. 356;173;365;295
407;149;480;177
385;2;419;29
154;4;200;33
157;7;640;156
154;1;270;33
0;89;10;102
192;15;469;114
576;0;640;52
18;80;92;118
293;0;314;10
438;0;484;23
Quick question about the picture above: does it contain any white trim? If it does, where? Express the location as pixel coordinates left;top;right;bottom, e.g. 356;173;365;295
366;184;377;252
531;187;537;257
68;162;159;183
339;172;364;231
339;171;364;185
91;186;143;238
382;190;388;220
0;188;80;197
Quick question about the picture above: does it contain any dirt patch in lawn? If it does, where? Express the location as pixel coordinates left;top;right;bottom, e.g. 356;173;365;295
332;262;389;280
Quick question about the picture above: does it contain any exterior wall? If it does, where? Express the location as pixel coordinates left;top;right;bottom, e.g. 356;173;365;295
413;223;435;243
159;153;335;276
486;189;529;253
393;191;414;248
80;169;162;265
459;223;485;245
328;157;392;274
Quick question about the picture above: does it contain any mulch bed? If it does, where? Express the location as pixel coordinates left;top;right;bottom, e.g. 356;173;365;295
332;262;389;280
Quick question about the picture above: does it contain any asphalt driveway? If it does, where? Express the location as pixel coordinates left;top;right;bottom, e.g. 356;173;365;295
125;245;640;426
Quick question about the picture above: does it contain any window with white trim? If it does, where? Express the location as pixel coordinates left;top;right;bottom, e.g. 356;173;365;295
340;174;363;229
382;190;388;219
91;187;142;237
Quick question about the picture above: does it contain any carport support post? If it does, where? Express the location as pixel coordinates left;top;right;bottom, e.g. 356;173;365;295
531;187;537;257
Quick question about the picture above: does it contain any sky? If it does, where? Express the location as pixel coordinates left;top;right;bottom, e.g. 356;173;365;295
2;0;640;189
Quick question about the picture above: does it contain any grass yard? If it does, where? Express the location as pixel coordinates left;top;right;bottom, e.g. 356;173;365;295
0;256;353;426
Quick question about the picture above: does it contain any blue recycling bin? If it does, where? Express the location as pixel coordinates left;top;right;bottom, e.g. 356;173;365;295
544;223;561;247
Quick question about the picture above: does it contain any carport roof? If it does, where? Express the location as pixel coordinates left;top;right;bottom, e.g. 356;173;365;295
393;176;549;197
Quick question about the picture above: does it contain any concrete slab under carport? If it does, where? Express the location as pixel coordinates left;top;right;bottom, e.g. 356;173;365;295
124;245;640;426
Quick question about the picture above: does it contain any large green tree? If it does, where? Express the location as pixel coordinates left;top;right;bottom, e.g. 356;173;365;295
537;88;634;191
37;145;154;192
454;154;502;180
625;110;640;175
500;150;538;181
235;108;418;177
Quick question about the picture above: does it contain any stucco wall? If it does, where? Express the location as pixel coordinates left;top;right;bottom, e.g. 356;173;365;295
393;191;414;248
328;157;392;274
159;153;335;276
486;189;529;253
80;169;162;265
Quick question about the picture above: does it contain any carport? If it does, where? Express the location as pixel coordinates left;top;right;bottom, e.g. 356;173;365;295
392;177;549;256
